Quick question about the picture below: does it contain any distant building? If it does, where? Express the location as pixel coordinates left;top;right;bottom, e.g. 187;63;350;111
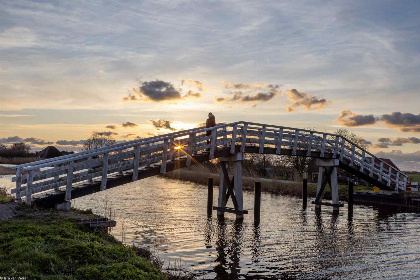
37;146;62;159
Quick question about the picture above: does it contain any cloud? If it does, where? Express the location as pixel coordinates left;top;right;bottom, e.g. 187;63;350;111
106;125;118;129
0;68;3;72
375;150;420;171
122;133;136;138
56;140;85;146
184;90;202;98
122;121;137;128
96;131;118;136
98;69;105;73
380;112;420;133
217;83;280;103
373;137;420;148
181;79;205;91
149;119;176;131
223;81;271;89
285;89;330;112
0;136;24;144
335;110;376;127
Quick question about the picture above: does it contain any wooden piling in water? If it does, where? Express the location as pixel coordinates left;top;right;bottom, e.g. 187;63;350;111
254;182;261;224
207;178;213;217
302;179;308;210
348;180;353;211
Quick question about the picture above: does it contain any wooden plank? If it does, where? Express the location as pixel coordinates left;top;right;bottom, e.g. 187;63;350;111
360;150;366;172
240;123;248;153
351;145;355;166
212;206;248;215
186;133;195;166
320;134;327;157
230;125;237;154
306;132;313;156
387;166;392;187
379;162;384;182
292;129;299;155
65;161;74;201
132;146;140;181
334;136;339;159
396;171;400;190
370;156;375;177
118;150;123;175
276;128;283;154
210;128;217;159
25;171;34;205
15;167;22;201
101;153;109;190
160;139;168;173
259;125;266;154
340;138;345;161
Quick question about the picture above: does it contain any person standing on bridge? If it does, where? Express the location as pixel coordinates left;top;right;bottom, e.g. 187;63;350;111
206;112;216;146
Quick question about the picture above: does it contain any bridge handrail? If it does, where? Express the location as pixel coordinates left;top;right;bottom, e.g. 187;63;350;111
17;122;241;172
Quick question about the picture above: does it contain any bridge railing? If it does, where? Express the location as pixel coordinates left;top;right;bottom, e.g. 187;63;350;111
11;121;407;203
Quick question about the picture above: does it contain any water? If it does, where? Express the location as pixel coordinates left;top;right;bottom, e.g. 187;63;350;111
69;177;419;279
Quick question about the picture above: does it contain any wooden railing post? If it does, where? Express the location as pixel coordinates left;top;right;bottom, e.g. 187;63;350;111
259;125;266;154
186;133;195;166
396;171;400;190
88;156;93;184
15;167;22;202
132;146;140;181
230;125;237;154
223;126;228;146
340;138;345;161
379;162;384;182
387;166;392;187
160;139;168;173
334;136;339;158
240;123;248;153
306;132;313;156
25;171;34;205
350;145;355;166
209;128;217;159
360;150;366;172
254;182;261;224
54;164;60;192
101;153;109;190
276;128;283;154
292;129;299;155
320;134;327;158
118;150;123;175
65;161;74;201
207;178;213;217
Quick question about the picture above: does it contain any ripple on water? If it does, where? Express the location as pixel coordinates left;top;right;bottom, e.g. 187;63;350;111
72;177;420;279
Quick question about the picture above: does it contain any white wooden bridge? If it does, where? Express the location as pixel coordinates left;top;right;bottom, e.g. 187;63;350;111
11;121;407;216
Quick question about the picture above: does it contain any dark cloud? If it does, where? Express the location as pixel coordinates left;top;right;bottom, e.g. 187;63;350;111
373;137;420;148
24;137;54;145
375;150;420;171
216;83;280;103
360;139;372;145
122;133;136;138
106;125;117;129
335;110;376;127
149;119;176;131
122;122;138;128
0;136;24;143
285;89;330;112
380;112;420;132
97;131;118;136
56;140;85;146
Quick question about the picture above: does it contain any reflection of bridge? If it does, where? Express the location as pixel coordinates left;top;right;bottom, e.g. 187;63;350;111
11;121;407;217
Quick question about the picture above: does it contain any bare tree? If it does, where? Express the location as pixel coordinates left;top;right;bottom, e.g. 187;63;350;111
83;132;116;151
335;128;370;150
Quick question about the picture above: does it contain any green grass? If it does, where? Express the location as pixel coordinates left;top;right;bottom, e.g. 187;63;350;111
0;219;166;280
407;173;420;183
0;187;13;204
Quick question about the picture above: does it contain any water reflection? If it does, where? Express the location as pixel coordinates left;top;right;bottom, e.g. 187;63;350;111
72;177;420;279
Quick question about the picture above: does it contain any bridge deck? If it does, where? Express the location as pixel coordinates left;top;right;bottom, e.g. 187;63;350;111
10;121;408;206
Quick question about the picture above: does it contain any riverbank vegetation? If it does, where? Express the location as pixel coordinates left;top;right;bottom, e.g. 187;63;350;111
0;205;193;279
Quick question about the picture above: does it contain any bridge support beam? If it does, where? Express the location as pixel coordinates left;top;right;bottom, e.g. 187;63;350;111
214;152;246;221
314;159;341;212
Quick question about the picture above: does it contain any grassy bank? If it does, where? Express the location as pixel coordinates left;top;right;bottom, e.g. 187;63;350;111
0;165;15;175
164;169;373;201
0;156;38;165
0;187;13;204
0;205;192;280
407;172;420;183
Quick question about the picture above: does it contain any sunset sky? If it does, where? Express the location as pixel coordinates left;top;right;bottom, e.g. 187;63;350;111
0;0;419;170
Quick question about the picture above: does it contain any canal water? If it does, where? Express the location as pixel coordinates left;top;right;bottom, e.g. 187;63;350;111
69;176;420;279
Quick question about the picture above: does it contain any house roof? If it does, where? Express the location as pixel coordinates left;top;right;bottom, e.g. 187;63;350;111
37;146;62;159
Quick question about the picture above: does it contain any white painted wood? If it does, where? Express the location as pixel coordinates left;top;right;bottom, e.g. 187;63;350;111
276;128;283;154
65;161;74;201
88;156;94;184
53;164;60;192
340;138;345;161
379;162;384;182
15;168;22;201
292;130;299;155
360;151;366;172
240;123;248;153
160;139;168;173
233;159;243;217
259;125;266;154
320;134;327;157
403;176;407;191
101;153;109;190
223;126;227;146
210;128;217;159
334;137;339;158
132;146;140;181
316;167;324;205
330;167;339;210
396;171;400;190
306;132;313;156
370;157;375;177
387;166;392;187
186;133;195;166
230;125;237;154
118;150;123;175
25;171;34;205
351;145;355;166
